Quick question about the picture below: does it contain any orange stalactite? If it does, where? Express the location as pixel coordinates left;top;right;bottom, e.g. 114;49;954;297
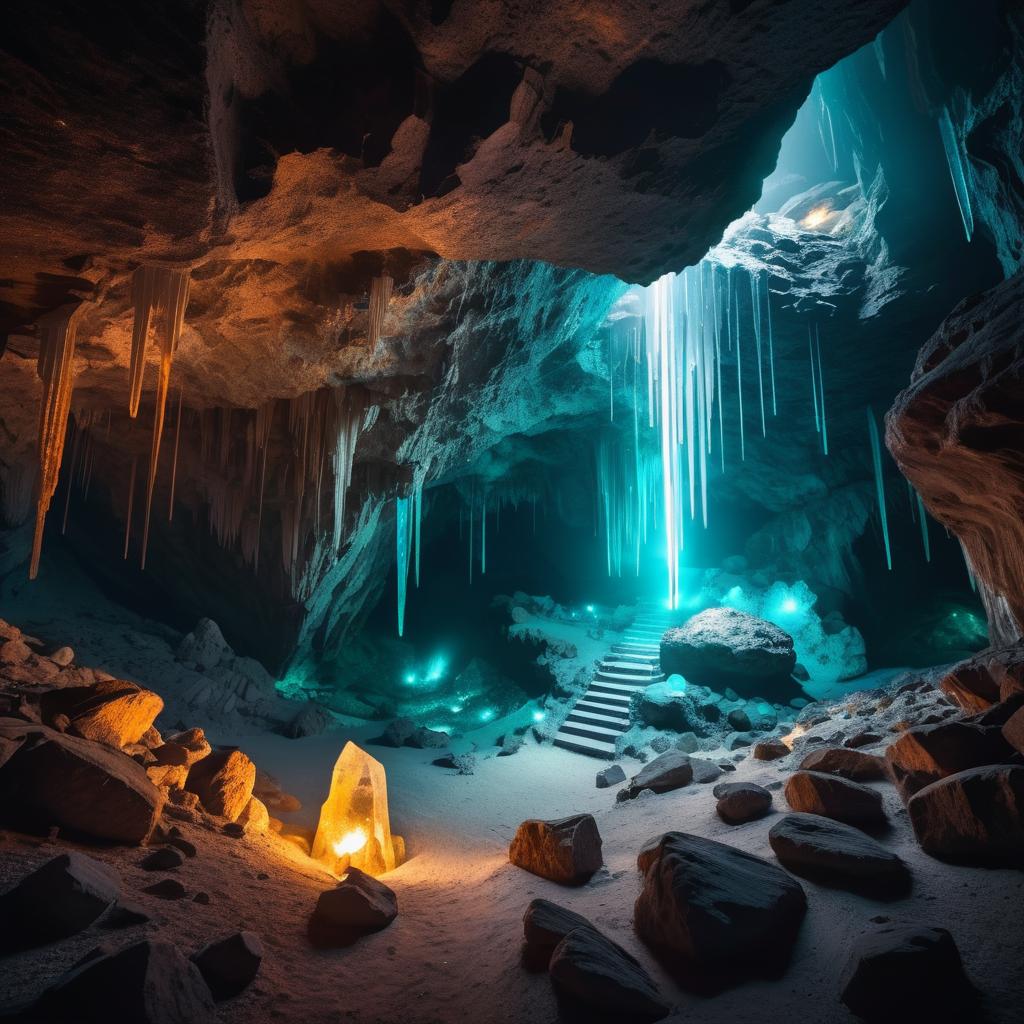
29;302;89;580
367;273;393;349
123;454;137;560
168;386;183;520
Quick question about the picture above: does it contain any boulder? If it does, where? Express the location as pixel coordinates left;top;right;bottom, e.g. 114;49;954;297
146;763;188;789
236;795;270;834
1003;704;1024;754
101;900;151;929
50;645;75;667
634;832;806;978
35;939;218;1024
177;618;230;671
839;924;975;1022
0;720;163;844
689;758;724;784
140;847;184;871
799;747;887;782
549;927;671;1022
845;731;883;749
884;721;1013;799
634;683;707;734
938;643;1024;711
309;867;397;945
191;931;264;999
907;765;1024;864
186;748;256;821
596;764;626;788
714;782;772;825
157;728;212;767
523;898;595;951
660;608;796;690
752;739;790;761
406;726;450;749
41;680;164;750
618;750;693;801
768;814;909;890
784;771;886;827
283;702;332;739
509;814;603;885
144;879;188;900
0;853;120;951
0;637;32;664
379;717;416;747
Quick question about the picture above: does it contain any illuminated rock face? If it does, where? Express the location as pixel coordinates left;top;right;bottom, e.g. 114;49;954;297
311;742;401;876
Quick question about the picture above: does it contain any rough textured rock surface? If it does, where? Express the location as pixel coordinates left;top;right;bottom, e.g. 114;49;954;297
509;814;603;885
35;938;218;1024
0;719;164;844
549;926;670;1023
799;746;887;782
0;852;120;950
634;832;806;981
887;272;1024;645
839;924;976;1023
185;748;257;822
784;771;885;828
714;782;773;825
522;898;595;951
191;931;264;1000
660;609;796;689
618;750;694;801
907;765;1024;865
768;813;909;889
309;867;398;944
40;680;164;750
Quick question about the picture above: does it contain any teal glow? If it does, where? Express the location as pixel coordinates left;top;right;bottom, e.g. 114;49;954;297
585;604;595;613
532;710;546;722
449;705;463;714
781;597;798;613
403;672;417;685
479;708;495;722
425;655;447;682
667;674;686;692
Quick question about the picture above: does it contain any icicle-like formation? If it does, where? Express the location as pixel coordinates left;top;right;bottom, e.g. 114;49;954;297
750;271;767;437
395;495;412;636
867;407;892;571
815;325;829;455
124;455;137;560
480;492;487;575
765;276;777;416
330;389;365;551
915;489;931;562
937;106;974;242
168;388;184;520
130;265;191;570
809;325;821;435
367;274;394;348
413;476;423;587
30;302;88;579
468;488;475;584
596;434;657;578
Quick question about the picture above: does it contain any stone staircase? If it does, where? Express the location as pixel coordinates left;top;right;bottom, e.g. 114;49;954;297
553;606;677;759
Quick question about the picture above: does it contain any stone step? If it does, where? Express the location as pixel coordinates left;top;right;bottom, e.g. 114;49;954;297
595;670;664;685
608;651;660;663
553;733;616;759
576;699;629;720
589;679;646;697
580;691;632;712
567;708;629;730
613;641;660;652
558;720;623;743
599;660;659;676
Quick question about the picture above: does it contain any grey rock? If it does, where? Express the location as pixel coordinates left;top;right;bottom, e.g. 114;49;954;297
191;931;264;999
619;750;693;801
596;764;626;789
688;758;724;784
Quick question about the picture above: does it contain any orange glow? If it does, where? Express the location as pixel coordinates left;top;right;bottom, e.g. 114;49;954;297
311;741;404;876
801;205;832;229
781;723;807;750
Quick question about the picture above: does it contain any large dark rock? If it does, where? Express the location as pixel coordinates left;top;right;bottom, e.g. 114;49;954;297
0;719;164;844
309;867;398;945
884;721;1014;799
549;927;670;1023
660;609;796;691
634;684;708;734
634;832;806;982
523;898;595;951
186;747;256;822
907;765;1024;864
596;764;626;789
839;924;975;1022
35;939;218;1023
714;782;773;825
799;746;887;782
39;680;163;750
1002;704;1024;754
784;771;886;827
0;853;120;951
753;739;791;761
191;931;264;1000
509;814;603;884
768;813;909;892
618;750;693;801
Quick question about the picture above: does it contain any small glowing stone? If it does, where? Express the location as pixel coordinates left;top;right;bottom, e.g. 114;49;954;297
532;710;546;722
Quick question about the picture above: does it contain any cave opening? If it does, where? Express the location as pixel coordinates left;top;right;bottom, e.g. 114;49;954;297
2;1;1024;1021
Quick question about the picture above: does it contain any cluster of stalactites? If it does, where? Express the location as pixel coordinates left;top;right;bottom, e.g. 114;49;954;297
595;433;659;579
367;274;393;349
29;302;89;578
127;263;192;570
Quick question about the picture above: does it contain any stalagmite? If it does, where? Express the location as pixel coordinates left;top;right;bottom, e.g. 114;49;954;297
368;274;394;348
29;302;88;579
867;407;892;571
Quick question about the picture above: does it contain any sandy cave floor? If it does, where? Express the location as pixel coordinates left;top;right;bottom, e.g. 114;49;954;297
2;716;1023;1024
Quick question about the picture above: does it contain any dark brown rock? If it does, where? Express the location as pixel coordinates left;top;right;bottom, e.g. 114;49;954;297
884;721;1013;799
1003;704;1024;754
0;853;120;950
714;782;773;825
634;832;806;979
844;731;883;749
509;813;603;884
549;926;670;1022
768;813;909;890
752;740;790;761
140;847;184;871
799;746;887;782
784;771;885;827
0;720;164;844
144;878;188;900
523;898;595;950
35;939;218;1024
309;867;397;945
907;765;1024;864
191;931;264;1000
186;748;256;821
618;749;693;800
839;924;975;1022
